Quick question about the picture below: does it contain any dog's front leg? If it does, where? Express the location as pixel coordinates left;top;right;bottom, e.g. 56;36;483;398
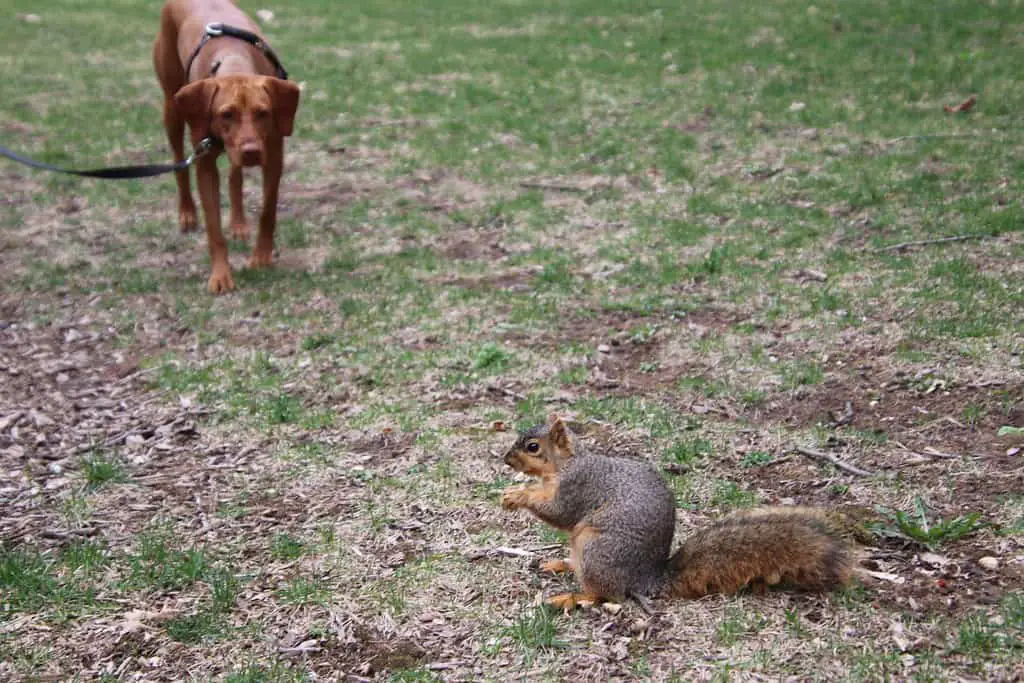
196;156;235;293
228;165;250;241
250;136;283;268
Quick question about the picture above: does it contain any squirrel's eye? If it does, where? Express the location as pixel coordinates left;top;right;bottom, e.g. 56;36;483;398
526;442;540;453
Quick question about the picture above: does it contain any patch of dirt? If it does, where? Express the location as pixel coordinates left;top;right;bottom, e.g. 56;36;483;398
755;360;1023;464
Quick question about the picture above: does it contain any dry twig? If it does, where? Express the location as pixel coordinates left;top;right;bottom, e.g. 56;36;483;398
870;234;984;253
793;446;874;477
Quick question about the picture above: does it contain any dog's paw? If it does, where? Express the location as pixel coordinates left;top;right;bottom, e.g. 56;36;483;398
179;205;199;233
207;268;236;294
230;220;250;241
248;247;274;268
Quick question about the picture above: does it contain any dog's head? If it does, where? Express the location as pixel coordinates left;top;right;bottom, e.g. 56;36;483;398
174;74;300;167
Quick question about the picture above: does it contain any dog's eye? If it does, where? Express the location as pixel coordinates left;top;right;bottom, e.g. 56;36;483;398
254;109;270;120
220;110;235;121
526;441;540;453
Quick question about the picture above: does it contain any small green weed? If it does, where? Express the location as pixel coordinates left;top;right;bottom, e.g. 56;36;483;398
556;365;589;385
961;403;987;430
300;333;335;351
716;605;750;646
389;668;443;683
276;577;329;606
165;567;239;643
166;609;227;644
263;394;303;425
61;540;110;578
780;361;824;390
663;437;714;466
472;342;514;374
81;452;126;489
740;451;773;468
126;530;209;591
710;481;758;509
0;547;58;611
875;498;985;550
224;661;310;683
270;534;306;561
506;605;565;654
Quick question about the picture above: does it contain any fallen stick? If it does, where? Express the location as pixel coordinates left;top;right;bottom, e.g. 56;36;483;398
519;181;589;193
921;446;960;460
871;234;983;253
793;446;874;477
465;546;536;562
886;133;977;144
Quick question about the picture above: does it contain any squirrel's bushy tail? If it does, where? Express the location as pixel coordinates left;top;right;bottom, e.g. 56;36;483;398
665;506;867;599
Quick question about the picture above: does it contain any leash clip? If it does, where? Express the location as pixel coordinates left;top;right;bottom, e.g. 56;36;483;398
204;22;224;36
185;136;220;166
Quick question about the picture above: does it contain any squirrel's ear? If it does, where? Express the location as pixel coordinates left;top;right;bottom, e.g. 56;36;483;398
548;417;573;454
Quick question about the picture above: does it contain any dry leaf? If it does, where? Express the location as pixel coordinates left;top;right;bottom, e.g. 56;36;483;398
863;569;905;584
943;95;976;113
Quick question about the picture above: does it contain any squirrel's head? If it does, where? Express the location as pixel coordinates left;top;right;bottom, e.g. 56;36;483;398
503;415;575;477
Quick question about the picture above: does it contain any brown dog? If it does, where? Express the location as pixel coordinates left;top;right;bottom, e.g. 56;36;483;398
153;0;300;293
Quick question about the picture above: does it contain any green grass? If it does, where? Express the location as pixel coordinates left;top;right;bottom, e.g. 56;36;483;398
125;529;211;592
505;606;565;655
2;0;1023;678
81;452;127;488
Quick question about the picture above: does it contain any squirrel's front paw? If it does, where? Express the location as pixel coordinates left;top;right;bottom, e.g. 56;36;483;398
501;486;528;510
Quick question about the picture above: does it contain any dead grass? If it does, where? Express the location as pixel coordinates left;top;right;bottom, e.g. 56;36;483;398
3;0;1024;680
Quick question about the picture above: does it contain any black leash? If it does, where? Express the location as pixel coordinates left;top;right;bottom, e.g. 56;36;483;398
185;22;289;81
0;22;284;181
0;136;220;179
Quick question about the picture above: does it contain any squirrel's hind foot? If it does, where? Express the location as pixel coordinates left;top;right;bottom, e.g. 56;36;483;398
547;592;602;611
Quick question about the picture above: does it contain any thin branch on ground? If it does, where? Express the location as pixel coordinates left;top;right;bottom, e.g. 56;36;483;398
870;234;985;253
886;133;980;143
793;446;874;477
519;181;589;193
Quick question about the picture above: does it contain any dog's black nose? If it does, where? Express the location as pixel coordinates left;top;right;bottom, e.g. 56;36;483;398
240;148;262;167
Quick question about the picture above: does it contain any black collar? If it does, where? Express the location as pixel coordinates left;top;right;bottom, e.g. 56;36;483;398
184;22;289;82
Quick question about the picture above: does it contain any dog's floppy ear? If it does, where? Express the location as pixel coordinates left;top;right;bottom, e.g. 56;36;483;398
263;78;300;137
174;80;219;140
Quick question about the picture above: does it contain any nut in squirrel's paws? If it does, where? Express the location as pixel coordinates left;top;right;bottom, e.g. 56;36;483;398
501;486;529;510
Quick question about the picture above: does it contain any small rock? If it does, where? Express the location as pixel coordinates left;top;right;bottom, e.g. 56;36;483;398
978;556;999;571
919;552;950;567
18;13;41;23
788;101;807;112
597;344;611;354
601;602;623;614
628;618;648;634
256;9;275;23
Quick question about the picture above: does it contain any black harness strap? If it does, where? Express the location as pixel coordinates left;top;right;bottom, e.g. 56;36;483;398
0;136;220;179
184;22;289;81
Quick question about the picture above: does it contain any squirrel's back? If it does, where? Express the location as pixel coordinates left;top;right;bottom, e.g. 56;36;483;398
559;451;675;526
666;506;858;598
